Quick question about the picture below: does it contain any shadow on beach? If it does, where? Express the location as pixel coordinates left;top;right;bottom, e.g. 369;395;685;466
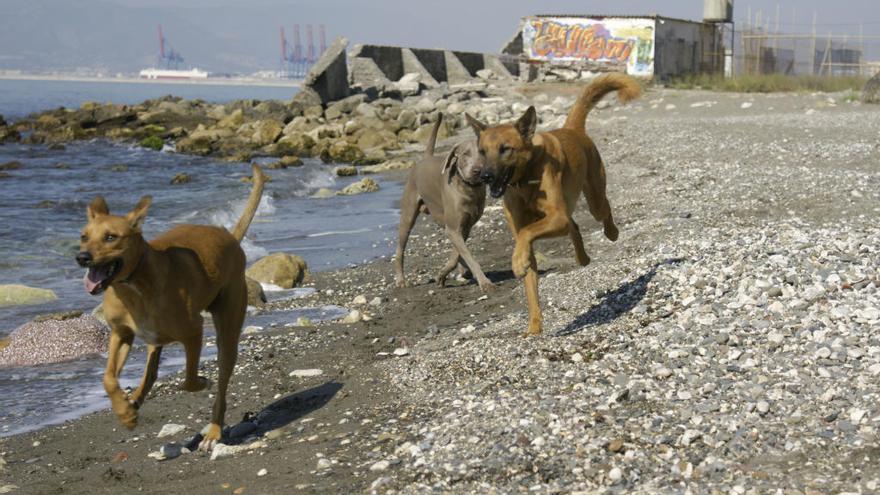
186;380;343;448
555;258;684;337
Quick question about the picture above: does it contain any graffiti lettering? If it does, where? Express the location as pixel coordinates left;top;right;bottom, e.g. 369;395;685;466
529;20;635;63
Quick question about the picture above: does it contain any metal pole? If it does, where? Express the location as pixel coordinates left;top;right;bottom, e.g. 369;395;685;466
810;12;817;75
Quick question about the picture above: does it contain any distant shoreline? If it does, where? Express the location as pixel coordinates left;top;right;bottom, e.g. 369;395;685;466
0;73;302;88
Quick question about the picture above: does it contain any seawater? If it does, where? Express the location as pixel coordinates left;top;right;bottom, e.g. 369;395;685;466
0;78;405;436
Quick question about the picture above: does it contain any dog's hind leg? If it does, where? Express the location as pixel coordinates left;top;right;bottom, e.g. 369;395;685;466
583;154;618;242
130;345;163;408
436;249;461;287
395;179;422;288
180;324;209;393
568;219;591;267
200;282;246;451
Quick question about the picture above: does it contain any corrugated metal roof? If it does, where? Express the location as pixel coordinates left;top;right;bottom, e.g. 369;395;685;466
525;14;709;27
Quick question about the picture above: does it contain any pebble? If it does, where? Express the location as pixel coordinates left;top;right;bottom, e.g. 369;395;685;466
370;460;390;472
257;468;267;477
157;423;186;438
608;467;623;483
369;296;383;306
289;369;323;378
393;348;410;357
352;295;367;305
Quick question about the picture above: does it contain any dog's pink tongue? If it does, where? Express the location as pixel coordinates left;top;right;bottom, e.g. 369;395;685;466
83;267;107;295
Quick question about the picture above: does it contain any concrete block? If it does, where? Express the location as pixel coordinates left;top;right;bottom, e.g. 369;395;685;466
402;48;439;87
444;51;473;85
304;37;350;104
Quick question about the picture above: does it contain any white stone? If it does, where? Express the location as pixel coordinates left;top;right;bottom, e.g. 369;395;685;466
370;460;391;472
340;310;362;324
289;369;323;378
157;423;186;438
608;467;623;483
393;347;410;357
257;468;268;476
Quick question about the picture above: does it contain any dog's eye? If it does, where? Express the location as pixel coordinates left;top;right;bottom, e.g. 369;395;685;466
479;149;486;157
104;234;117;242
80;234;88;242
499;144;509;154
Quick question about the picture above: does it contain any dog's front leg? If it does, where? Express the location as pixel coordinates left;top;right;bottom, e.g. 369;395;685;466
130;345;163;408
104;328;138;429
511;210;570;278
445;226;494;291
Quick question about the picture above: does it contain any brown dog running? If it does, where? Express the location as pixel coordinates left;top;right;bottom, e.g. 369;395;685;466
465;73;640;335
395;114;493;291
76;164;266;451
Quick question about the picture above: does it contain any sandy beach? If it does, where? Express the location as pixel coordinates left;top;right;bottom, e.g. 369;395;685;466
1;84;879;493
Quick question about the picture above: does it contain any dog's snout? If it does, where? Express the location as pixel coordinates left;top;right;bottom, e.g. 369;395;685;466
76;251;93;267
480;171;494;182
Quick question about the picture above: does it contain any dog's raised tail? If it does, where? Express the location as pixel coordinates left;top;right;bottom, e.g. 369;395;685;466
231;164;266;242
424;113;443;157
563;73;641;133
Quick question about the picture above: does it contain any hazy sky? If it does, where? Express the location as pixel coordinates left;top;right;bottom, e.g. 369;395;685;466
0;0;877;72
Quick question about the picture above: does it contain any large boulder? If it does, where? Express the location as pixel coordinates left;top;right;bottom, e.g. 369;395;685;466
862;72;880;103
250;120;284;146
0;284;57;307
356;128;399;151
338;177;380;195
245;277;267;307
217;109;245;129
175;135;213;155
323;140;365;164
0;314;108;367
273;133;315;156
246;253;309;289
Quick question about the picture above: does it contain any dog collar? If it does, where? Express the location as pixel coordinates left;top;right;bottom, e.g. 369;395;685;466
118;250;146;285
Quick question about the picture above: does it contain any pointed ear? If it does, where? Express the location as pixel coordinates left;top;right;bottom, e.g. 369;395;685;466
87;196;109;220
125;195;152;230
442;145;460;184
515;106;537;142
464;113;486;137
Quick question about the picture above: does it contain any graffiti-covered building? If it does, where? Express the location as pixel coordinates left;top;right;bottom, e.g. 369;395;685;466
503;15;724;80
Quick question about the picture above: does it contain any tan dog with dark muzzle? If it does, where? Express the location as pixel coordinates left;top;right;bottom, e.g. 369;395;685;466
76;164;266;451
465;74;640;335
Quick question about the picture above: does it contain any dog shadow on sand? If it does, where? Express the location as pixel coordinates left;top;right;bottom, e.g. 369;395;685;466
555;258;684;337
186;380;342;448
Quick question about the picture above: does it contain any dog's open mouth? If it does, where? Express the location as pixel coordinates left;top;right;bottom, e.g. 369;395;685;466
83;259;122;295
489;168;515;199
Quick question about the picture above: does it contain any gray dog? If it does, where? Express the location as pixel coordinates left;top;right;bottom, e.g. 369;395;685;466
394;114;494;291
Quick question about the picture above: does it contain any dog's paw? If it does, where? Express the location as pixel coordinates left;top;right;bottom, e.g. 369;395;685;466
199;423;222;452
478;280;496;292
395;278;408;289
113;400;139;430
523;322;543;337
604;221;619;242
511;249;530;279
181;376;211;392
575;251;591;267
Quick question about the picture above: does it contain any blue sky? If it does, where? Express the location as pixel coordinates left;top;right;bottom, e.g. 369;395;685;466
0;0;877;72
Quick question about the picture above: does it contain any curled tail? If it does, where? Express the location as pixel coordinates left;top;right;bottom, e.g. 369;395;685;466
563;73;641;134
231;164;266;242
424;113;443;157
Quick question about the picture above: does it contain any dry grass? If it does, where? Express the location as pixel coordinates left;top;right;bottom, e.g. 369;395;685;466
668;74;867;93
